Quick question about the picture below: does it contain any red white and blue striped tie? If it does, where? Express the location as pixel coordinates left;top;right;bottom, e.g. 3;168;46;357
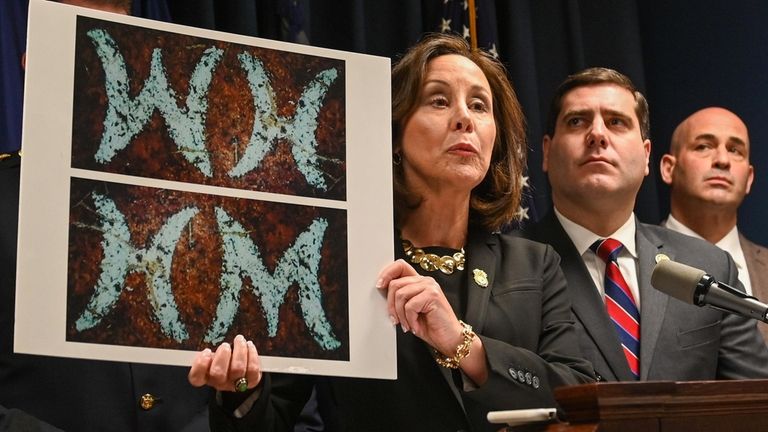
591;238;640;379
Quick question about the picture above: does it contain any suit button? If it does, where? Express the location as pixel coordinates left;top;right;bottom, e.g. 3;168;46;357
525;372;532;385
140;393;157;410
508;368;518;380
517;370;526;383
532;376;540;389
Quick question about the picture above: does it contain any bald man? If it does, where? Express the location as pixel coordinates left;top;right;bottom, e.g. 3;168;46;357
660;107;768;342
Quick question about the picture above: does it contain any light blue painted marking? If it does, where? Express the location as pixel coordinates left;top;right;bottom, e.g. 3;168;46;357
87;29;222;176
207;208;340;350
231;53;338;190
74;193;196;342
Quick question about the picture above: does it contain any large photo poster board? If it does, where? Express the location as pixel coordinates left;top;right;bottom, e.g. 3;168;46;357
15;0;395;379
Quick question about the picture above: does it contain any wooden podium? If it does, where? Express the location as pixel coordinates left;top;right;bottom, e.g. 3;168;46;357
512;380;768;432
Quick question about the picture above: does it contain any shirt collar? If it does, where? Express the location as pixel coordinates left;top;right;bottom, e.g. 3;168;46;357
554;208;638;258
717;225;742;254
665;214;741;254
664;214;702;239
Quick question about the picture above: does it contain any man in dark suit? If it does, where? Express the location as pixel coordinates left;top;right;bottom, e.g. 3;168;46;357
523;67;768;381
660;107;768;342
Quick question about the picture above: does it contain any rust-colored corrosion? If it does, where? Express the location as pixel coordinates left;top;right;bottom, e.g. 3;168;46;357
66;178;349;360
71;16;346;200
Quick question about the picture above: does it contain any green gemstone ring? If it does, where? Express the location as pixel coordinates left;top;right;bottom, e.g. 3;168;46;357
234;377;248;392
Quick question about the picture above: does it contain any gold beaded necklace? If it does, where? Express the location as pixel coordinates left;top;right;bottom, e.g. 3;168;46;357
401;239;465;275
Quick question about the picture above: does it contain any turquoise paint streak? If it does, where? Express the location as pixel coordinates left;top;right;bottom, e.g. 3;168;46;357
230;53;338;191
207;208;340;350
87;29;222;176
74;193;196;342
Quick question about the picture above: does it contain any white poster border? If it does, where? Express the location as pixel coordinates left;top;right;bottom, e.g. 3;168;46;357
15;0;395;380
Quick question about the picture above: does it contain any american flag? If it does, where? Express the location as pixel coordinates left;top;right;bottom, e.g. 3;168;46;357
438;0;499;58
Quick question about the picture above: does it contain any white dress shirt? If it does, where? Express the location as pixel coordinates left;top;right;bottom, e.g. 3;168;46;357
664;214;752;296
555;209;642;308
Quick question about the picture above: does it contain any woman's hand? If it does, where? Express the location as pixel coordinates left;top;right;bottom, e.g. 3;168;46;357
376;259;464;356
188;334;263;393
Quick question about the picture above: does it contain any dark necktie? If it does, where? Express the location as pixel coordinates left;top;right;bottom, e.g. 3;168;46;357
591;238;640;379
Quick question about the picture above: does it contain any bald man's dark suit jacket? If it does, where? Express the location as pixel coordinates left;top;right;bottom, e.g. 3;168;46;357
524;211;768;381
741;234;768;342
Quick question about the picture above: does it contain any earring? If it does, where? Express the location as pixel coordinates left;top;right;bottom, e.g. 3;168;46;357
392;153;402;165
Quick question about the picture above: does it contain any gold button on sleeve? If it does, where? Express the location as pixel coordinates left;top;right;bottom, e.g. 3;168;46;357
139;393;156;410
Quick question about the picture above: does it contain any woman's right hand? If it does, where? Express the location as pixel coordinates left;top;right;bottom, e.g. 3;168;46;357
188;334;263;393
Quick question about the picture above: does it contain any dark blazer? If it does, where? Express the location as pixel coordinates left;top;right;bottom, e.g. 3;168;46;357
740;234;768;342
0;154;212;432
524;211;768;382
210;229;595;432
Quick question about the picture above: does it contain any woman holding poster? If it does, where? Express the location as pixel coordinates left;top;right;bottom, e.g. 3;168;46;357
189;32;594;431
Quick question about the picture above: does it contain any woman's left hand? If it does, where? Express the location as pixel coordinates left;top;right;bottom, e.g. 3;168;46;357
376;259;464;356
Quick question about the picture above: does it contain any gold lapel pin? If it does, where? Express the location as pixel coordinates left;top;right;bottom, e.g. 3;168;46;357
473;269;489;288
655;253;670;263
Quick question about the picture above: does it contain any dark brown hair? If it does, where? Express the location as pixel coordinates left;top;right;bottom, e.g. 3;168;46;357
391;33;527;232
545;67;650;140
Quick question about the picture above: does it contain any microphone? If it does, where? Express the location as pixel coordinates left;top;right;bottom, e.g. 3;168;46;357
651;259;768;323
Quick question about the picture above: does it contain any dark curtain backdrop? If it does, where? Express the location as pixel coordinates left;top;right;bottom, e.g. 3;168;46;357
5;0;768;244
164;0;659;226
638;1;768;245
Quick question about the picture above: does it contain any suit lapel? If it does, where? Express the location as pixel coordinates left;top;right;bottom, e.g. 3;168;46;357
740;234;768;297
463;228;496;333
634;222;670;380
533;213;633;380
738;234;768;341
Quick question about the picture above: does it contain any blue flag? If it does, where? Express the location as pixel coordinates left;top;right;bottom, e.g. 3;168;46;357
0;0;172;154
278;0;310;44
0;0;27;153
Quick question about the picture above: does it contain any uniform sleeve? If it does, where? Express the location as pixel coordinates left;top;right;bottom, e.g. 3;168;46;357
209;373;316;432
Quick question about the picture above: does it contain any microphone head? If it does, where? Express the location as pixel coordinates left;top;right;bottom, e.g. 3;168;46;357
651;259;707;304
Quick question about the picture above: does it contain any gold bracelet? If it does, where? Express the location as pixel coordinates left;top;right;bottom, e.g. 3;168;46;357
432;320;476;369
